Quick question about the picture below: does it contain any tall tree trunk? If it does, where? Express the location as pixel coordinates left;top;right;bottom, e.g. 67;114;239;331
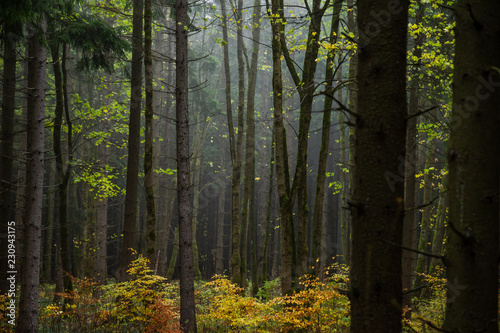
345;0;358;267
427;171;447;276
232;0;246;287
0;24;17;295
42;162;55;282
176;0;197;330
269;0;295;295
240;0;261;295
414;124;435;288
117;0;143;281
350;1;408;332
51;43;74;299
402;1;423;317
17;19;46;332
219;0;241;286
312;0;343;272
157;24;175;277
337;61;349;266
443;1;500;331
215;169;227;275
280;0;330;280
144;0;156;265
261;130;275;283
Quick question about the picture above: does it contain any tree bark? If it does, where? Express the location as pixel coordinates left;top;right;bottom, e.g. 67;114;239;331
443;1;500;331
350;1;408;332
240;0;261;295
402;1;423;316
176;0;197;330
144;0;157;265
0;23;17;295
269;0;295;295
17;19;46;333
312;0;343;271
117;0;143;281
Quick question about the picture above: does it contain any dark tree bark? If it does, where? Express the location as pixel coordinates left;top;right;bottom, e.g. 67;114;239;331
17;19;47;333
311;0;343;271
268;0;295;295
443;1;500;331
0;23;17;295
50;42;74;300
176;0;197;330
350;1;408;332
402;1;423;316
232;0;246;287
219;0;241;286
241;0;261;295
144;0;156;265
117;0;143;281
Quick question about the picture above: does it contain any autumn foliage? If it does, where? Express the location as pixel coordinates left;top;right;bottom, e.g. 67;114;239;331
0;256;492;332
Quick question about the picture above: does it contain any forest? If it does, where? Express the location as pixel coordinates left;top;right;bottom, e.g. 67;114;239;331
0;0;499;332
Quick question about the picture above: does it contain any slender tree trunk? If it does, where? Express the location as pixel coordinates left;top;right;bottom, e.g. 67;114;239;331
337;61;349;266
17;19;46;333
261;130;275;283
240;0;261;295
269;0;295;294
402;1;423;317
176;0;197;330
51;43;74;299
414;126;435;288
280;0;330;279
144;0;157;265
117;0;143;281
350;1;408;332
215;170;226;275
232;0;246;287
42;163;55;282
167;227;179;279
219;0;241;286
312;0;343;271
0;24;17;295
346;0;357;266
427;171;447;276
443;1;500;331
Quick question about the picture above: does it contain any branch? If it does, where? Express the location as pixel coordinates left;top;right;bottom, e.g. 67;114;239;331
406;106;438;121
407;196;440;211
319;90;359;118
418;318;451;333
383;240;444;260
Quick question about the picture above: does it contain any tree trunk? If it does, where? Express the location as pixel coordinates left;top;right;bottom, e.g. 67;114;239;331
215;169;226;275
0;24;17;295
427;171;447;276
231;0;246;287
269;0;295;295
312;0;343;271
414;124;435;288
443;1;500;331
261;129;275;283
117;0;143;282
176;0;197;330
350;1;408;332
402;1;423;318
240;0;261;295
17;19;46;333
144;0;156;265
51;42;74;299
345;0;358;268
337;61;349;266
279;0;330;280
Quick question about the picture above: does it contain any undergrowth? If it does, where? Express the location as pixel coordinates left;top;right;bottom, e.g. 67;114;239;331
1;258;495;332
